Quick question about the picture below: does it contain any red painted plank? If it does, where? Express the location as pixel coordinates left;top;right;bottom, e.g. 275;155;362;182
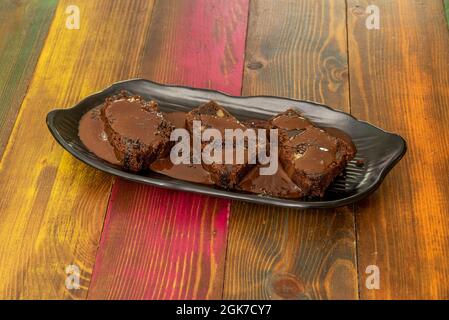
88;0;249;299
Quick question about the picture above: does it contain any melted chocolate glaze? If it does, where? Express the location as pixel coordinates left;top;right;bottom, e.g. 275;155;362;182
102;97;165;145
78;106;120;165
324;127;356;151
150;158;214;185
150;111;214;184
271;111;313;131
196;114;247;136
284;127;339;175
239;165;302;198
163;111;187;129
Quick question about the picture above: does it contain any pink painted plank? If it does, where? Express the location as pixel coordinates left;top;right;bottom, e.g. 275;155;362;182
88;0;249;299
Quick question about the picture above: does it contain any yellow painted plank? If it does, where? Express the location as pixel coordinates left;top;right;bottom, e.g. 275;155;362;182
0;0;154;299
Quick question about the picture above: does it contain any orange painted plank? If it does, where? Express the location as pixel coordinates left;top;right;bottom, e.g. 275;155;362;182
0;0;155;299
347;0;449;299
88;0;250;299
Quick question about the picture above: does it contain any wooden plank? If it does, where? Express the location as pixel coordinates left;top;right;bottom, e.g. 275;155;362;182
0;0;58;158
0;0;155;299
223;0;358;299
347;0;449;299
445;0;449;25
89;181;230;299
88;0;249;299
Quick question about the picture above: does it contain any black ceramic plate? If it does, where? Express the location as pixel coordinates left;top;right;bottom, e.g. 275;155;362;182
46;79;406;209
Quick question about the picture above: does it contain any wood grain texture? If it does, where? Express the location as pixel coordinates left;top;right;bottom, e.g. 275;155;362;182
224;0;358;300
0;0;58;159
88;0;249;299
0;0;155;299
89;181;230;299
347;0;449;299
445;0;449;25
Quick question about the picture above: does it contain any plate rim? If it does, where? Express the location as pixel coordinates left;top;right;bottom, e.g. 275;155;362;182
46;78;407;209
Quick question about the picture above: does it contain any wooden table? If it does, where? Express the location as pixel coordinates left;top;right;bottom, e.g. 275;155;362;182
1;0;449;300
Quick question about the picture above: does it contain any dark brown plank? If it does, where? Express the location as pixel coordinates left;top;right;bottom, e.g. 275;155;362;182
347;0;449;299
224;0;358;299
0;0;58;158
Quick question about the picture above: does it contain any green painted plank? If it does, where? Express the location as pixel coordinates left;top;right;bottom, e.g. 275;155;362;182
445;0;449;25
0;0;58;158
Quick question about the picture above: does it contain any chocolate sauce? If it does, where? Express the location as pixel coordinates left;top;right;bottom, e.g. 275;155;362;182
243;119;271;129
103;98;165;145
292;145;335;174
78;106;120;165
324;127;356;151
289;127;338;153
197;114;247;135
239;165;302;198
271;113;312;130
163;111;187;129
284;127;339;175
150;158;214;185
151;111;214;184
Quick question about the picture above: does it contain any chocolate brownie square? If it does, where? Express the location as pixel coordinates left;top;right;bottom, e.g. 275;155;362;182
185;101;254;188
101;92;173;172
272;109;356;197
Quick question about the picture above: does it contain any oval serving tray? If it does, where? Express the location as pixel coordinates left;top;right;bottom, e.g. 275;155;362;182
46;79;406;209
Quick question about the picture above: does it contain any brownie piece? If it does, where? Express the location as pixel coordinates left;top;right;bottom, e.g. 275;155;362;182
242;119;272;130
271;108;314;142
323;127;357;159
101;92;173;172
163;111;187;129
185;101;254;188
242;119;272;142
272;109;356;197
